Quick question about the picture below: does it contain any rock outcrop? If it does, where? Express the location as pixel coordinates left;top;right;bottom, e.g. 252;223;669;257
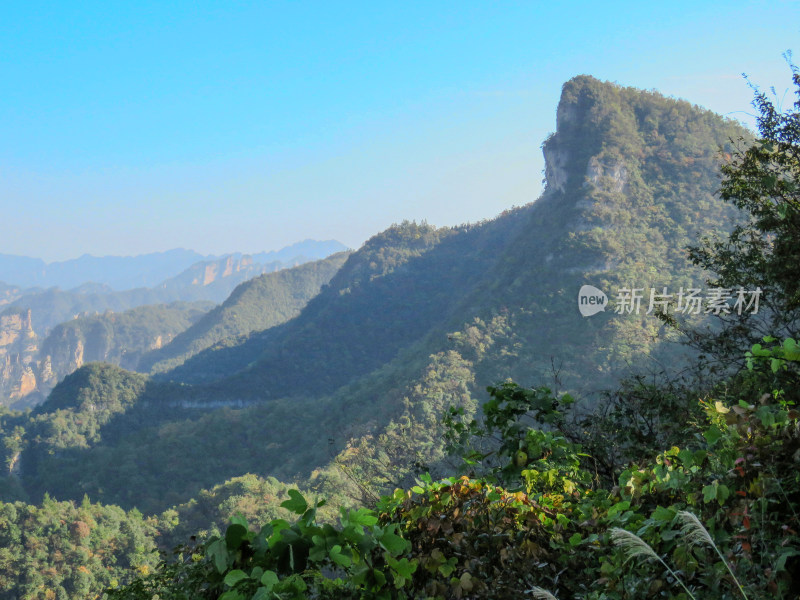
0;309;40;405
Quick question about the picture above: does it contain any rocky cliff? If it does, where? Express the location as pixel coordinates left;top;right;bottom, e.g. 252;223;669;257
0;309;39;404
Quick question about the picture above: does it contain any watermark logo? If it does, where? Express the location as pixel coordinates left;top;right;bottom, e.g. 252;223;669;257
578;285;608;317
578;284;762;317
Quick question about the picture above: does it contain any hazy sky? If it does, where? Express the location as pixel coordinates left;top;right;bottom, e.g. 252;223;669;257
2;1;798;262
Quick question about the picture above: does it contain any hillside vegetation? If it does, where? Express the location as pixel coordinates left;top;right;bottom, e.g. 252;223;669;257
139;251;350;374
0;301;212;409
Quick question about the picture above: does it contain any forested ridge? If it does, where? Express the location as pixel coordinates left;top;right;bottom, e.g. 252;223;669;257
1;73;798;598
139;251;350;375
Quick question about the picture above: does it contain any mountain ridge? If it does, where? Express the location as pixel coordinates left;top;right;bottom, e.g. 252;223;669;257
0;239;347;291
0;75;753;516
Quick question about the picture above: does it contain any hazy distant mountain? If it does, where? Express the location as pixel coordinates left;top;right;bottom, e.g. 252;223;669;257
0;240;347;291
0;241;348;408
251;239;350;264
0;240;348;334
0;249;204;291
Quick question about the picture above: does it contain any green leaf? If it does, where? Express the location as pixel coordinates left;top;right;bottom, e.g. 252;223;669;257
223;569;249;588
329;544;352;567
260;570;279;590
568;532;583;546
660;529;679;541
438;557;457;577
389;556;417;588
252;588;272;600
776;549;800;572
379;531;408;555
703;426;723;446
280;489;308;515
347;507;379;526
230;513;248;529
608;500;631;517
226;523;248;550
652;506;676;522
207;539;229;574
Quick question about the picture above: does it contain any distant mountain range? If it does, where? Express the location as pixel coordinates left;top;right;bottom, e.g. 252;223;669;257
0;239;347;291
0;240;348;408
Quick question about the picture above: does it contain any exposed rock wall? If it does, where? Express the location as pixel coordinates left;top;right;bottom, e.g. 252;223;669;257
0;309;40;405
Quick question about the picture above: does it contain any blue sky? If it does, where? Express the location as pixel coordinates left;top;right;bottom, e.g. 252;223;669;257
2;1;798;261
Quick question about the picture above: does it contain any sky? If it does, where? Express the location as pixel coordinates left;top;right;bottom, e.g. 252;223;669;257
1;1;799;262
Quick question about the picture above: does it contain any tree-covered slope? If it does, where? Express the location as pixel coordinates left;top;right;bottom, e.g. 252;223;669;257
138;251;350;375
442;74;749;392
163;212;530;394
40;301;212;371
167;75;749;401
0;496;162;599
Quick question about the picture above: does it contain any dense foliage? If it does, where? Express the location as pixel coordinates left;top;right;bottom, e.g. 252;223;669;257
104;355;800;599
681;67;800;368
0;495;161;600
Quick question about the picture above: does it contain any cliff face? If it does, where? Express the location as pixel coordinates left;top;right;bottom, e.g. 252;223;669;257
0;309;40;404
160;254;288;292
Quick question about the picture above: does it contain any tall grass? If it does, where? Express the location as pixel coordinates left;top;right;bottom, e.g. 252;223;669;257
610;510;750;599
677;510;749;600
610;527;697;599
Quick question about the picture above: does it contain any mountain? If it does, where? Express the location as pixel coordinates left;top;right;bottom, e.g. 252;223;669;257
0;282;28;308
139;251;351;374
0;252;350;409
162;215;528;389
0;75;765;599
0;77;753;520
1;244;347;336
0;302;213;409
165;75;746;400
0;242;349;407
0;241;347;291
251;239;351;264
0;249;204;291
